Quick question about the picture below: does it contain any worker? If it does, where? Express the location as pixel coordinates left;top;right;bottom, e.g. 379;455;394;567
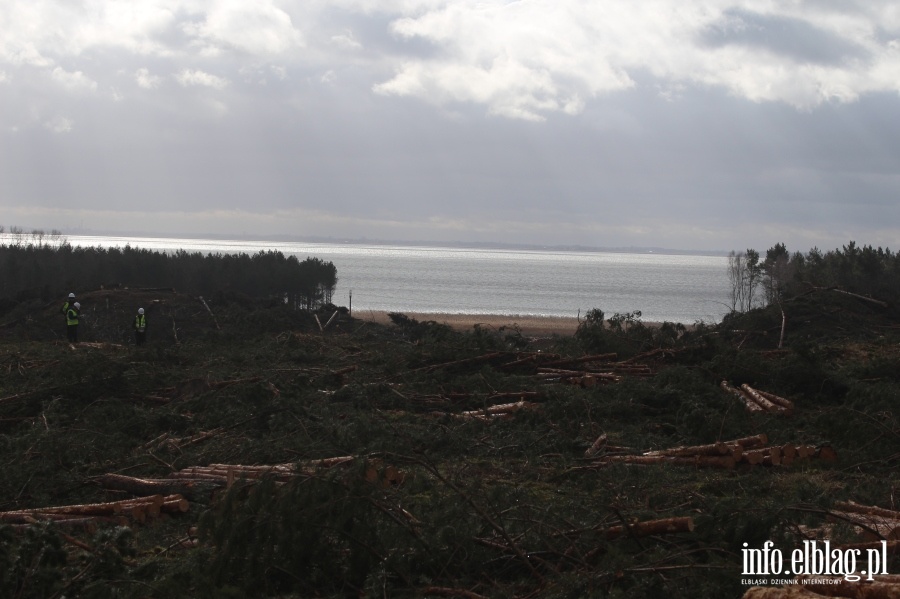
61;292;75;318
133;307;147;346
66;301;82;343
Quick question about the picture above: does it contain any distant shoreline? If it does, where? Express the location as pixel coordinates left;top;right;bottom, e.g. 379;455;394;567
354;310;581;336
58;232;730;257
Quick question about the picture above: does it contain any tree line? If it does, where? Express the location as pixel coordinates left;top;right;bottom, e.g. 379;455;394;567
727;241;900;312
0;228;337;312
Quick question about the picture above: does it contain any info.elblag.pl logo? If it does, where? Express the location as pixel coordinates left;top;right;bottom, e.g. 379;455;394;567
742;540;890;584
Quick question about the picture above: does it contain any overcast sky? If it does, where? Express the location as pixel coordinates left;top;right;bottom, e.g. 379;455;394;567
2;1;899;252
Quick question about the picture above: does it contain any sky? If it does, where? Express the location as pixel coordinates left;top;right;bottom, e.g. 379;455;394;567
1;1;900;253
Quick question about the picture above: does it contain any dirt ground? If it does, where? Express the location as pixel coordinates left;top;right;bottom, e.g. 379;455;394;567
353;310;581;336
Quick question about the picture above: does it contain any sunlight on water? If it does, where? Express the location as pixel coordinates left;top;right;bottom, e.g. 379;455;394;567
68;235;731;323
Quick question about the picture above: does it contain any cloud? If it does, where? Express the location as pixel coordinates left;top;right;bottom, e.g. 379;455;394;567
181;1;303;56
369;1;900;116
50;67;98;93
43;116;73;133
175;68;229;89
135;68;162;89
330;30;362;51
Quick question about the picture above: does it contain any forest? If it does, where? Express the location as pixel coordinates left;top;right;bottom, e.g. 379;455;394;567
0;230;337;314
726;241;900;313
0;236;898;599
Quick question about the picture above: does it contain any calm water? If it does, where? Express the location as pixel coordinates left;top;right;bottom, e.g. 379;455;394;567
67;235;731;324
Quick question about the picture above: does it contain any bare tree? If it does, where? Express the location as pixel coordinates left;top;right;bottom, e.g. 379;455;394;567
727;251;746;312
727;249;762;312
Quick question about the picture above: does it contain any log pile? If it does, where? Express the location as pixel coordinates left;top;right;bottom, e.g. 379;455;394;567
721;381;795;414
594;434;837;469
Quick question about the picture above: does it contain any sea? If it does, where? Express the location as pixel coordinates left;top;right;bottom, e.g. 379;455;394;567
65;235;731;324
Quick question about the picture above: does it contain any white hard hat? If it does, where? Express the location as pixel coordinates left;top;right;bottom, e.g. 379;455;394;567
68;293;75;298
73;302;81;309
138;308;144;314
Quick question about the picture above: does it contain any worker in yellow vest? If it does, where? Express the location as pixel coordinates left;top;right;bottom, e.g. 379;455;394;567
66;301;82;343
61;292;75;318
134;307;147;346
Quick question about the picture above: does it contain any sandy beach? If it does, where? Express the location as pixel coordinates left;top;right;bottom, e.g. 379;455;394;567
354;310;581;337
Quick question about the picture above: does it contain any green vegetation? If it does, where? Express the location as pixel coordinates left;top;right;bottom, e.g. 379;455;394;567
727;241;900;312
0;231;337;313
0;239;898;598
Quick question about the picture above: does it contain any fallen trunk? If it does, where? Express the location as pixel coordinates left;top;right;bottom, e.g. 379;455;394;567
94;473;222;500
643;440;741;460
604;516;695;540
721;380;764;412
834;501;900;521
740;384;791;414
603;454;736;469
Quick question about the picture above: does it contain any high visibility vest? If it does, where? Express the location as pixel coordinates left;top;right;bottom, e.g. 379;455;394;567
135;314;146;332
61;301;70;315
66;308;79;326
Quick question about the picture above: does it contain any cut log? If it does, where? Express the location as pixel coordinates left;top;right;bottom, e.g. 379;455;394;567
414;352;506;374
486;391;541;402
835;501;900;521
753;387;796;412
198;296;220;329
323;310;339;330
500;353;560;370
161;495;190;513
733;433;770;449
781;444;797;466
604;516;695;540
93;473;223;500
458;401;539;419
644;440;740;459
830;287;890;308
796;445;817;459
828;511;900;540
0;494;183;523
537;367;619;378
742;449;766;466
817;445;839;462
544;353;617;368
741;384;791;415
603;455;735;469
9;517;100;534
721;380;764;412
172;457;403;487
763;446;782;466
584;434;608;458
